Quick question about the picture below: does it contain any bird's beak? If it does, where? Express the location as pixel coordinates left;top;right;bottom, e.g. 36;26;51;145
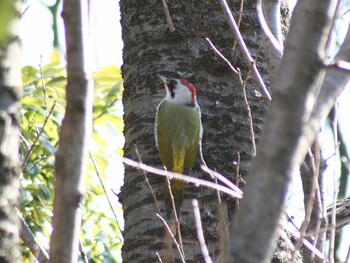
156;74;169;84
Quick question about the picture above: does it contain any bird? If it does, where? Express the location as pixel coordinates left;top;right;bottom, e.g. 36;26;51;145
155;74;202;219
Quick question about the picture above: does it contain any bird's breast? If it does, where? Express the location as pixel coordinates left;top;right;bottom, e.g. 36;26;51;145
157;101;201;148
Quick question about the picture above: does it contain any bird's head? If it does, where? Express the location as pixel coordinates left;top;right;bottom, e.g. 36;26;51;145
157;74;197;107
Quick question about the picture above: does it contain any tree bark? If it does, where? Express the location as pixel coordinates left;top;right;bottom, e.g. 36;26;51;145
120;0;268;262
229;0;338;262
0;1;22;262
49;0;93;262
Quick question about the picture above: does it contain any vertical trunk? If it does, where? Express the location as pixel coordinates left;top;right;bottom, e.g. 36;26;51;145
0;1;22;262
229;0;337;262
120;0;268;261
49;0;93;262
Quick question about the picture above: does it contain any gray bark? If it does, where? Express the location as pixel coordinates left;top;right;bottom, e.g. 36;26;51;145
0;1;22;262
120;0;268;262
49;0;93;262
229;0;338;262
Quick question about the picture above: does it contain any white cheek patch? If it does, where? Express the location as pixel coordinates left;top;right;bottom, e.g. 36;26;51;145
170;84;193;105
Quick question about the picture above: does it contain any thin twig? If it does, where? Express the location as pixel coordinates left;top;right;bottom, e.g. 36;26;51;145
200;165;242;194
166;177;176;220
26;155;46;174
308;217;350;238
326;59;350;72
325;0;343;55
234;152;241;208
165;176;184;256
218;0;272;101
309;140;325;260
233;152;241;186
205;37;257;155
346;245;350;263
135;144;183;255
122;157;243;199
231;0;245;57
215;177;222;203
17;209;49;263
292;148;321;261
206;37;238;75
79;241;89;263
175;214;184;257
157;214;185;263
241;77;257;156
39;55;49;116
156;252;163;263
192;199;213;263
198;135;222;204
256;0;283;52
217;202;230;262
89;151;123;235
21;101;57;171
161;0;175;32
205;37;244;86
21;4;30;16
134;146;161;214
286;213;324;261
287;207;350;239
329;105;339;263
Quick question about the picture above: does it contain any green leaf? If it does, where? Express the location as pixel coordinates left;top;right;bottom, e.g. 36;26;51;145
22;66;39;86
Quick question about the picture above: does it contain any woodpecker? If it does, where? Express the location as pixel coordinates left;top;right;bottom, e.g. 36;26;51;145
155;74;202;219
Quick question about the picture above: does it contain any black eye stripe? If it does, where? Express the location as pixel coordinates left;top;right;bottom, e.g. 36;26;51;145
170;80;177;87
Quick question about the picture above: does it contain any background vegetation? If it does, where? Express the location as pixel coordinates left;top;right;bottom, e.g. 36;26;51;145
20;52;123;262
0;0;348;262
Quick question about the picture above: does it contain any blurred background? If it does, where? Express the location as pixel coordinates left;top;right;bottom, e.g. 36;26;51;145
19;0;350;262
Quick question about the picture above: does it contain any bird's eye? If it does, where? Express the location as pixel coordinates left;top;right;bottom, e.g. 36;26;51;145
170;79;177;88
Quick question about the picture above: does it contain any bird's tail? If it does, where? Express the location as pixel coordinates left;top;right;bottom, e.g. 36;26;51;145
164;179;184;219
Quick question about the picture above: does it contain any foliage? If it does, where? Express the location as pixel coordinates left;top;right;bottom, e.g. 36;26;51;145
20;53;124;262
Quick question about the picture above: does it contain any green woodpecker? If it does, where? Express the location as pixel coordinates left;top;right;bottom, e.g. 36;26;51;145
155;74;202;219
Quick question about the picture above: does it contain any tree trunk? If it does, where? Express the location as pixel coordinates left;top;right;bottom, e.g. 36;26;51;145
229;0;337;262
0;1;22;262
120;0;268;262
49;0;93;262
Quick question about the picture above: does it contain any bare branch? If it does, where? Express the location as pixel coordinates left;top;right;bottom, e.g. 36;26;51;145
329;106;339;263
326;59;350;72
89;151;123;235
161;0;175;32
134;146;161;214
49;0;93;261
205;38;238;75
39;56;49;115
306;22;350;142
296;145;325;262
326;196;350;231
78;241;89;263
229;0;338;261
256;0;283;53
205;37;257;156
231;0;245;56
122;157;243;199
258;0;284;87
21;101;57;171
157;214;185;263
192;200;213;263
218;0;272;101
201;165;242;194
18;209;49;263
165;177;184;255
